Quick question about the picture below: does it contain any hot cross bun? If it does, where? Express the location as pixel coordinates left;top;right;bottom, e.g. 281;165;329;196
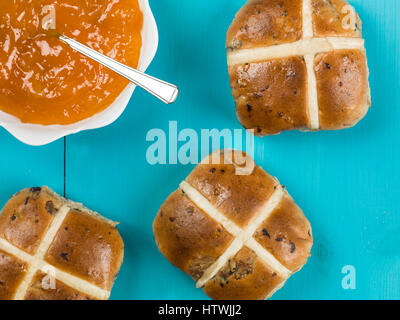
153;150;313;300
227;0;371;135
0;187;124;300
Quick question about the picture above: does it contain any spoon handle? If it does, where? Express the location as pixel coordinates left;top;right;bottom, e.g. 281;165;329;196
59;35;179;104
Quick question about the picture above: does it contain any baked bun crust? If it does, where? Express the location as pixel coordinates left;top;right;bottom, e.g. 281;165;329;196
153;150;313;300
227;0;370;135
0;187;124;300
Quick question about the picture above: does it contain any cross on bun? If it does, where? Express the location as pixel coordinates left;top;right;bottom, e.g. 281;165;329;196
153;150;313;300
0;187;124;300
227;0;371;136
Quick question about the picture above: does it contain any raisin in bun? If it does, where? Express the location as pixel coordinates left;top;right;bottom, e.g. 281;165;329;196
227;0;371;136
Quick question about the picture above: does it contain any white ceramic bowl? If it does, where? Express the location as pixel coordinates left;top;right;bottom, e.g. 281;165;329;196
0;0;158;146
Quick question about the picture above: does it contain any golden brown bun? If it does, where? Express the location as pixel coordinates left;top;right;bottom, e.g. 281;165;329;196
153;190;234;281
153;150;313;300
0;187;63;254
203;247;285;300
226;0;303;49
227;0;370;135
186;151;277;228
0;249;27;299
315;49;369;129
253;194;313;271
311;0;362;37
0;187;124;300
44;208;124;291
230;56;309;135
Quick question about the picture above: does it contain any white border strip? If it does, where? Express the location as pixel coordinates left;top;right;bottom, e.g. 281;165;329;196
304;53;320;130
302;0;314;38
227;37;364;66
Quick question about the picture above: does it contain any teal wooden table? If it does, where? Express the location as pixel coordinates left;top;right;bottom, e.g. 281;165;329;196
0;0;399;300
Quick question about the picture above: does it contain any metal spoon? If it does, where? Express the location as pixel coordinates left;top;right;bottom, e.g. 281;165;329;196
58;35;179;104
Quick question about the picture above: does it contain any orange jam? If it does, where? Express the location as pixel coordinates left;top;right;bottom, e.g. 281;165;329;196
0;0;143;125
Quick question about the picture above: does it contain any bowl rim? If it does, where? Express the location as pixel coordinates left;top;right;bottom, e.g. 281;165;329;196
0;0;158;146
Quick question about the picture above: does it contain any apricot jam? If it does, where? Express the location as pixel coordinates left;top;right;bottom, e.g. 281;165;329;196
0;0;143;125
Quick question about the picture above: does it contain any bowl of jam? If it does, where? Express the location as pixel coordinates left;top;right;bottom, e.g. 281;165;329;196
0;0;158;145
